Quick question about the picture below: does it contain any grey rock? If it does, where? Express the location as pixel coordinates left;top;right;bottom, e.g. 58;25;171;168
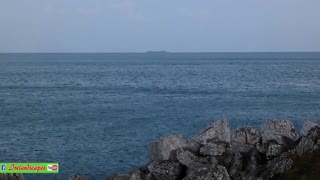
259;152;294;179
266;143;283;159
261;119;298;145
231;142;254;153
246;127;262;145
315;139;320;149
106;174;131;180
69;175;89;180
313;140;320;151
184;164;230;180
295;136;314;155
145;174;155;180
229;150;264;180
209;156;219;165
147;161;182;180
200;142;229;156
231;128;246;144
175;147;207;167
0;174;25;180
228;153;244;179
216;150;235;168
129;171;146;180
231;126;261;145
191;119;231;144
307;126;320;142
186;141;202;154
150;135;186;161
211;165;231;180
244;150;264;180
300;120;319;136
255;143;267;154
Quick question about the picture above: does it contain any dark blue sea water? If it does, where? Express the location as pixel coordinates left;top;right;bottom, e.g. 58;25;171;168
0;53;320;179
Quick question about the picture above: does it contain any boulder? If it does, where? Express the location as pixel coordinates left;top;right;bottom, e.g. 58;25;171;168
231;142;254;153
106;174;131;180
231;129;246;144
0;174;25;180
266;143;284;159
150;135;186;161
261;119;298;145
147;161;183;180
259;152;294;179
228;153;244;179
186;141;202;154
307;126;320;142
200;142;229;156
300;121;319;136
255;143;267;154
313;140;320;151
243;150;265;180
295;137;315;155
209;156;219;165
191;119;231;144
129;171;146;180
184;164;230;180
216;150;235;169
231;126;261;145
174;147;208;167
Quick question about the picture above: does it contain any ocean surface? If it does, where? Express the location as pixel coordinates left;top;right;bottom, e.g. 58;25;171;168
0;53;320;179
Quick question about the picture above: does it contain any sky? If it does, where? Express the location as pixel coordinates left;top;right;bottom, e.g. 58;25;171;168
0;0;319;52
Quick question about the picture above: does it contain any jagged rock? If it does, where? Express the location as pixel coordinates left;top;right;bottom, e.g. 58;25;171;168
191;119;231;144
313;140;320;151
147;161;183;180
307;126;320;142
300;120;319;136
150;135;186;161
184;164;230;180
228;153;244;178
259;152;294;179
129;170;146;180
231;129;246;144
255;143;267;154
211;165;230;180
69;175;89;180
231;142;254;153
231;126;261;145
200;142;229;156
174;147;208;167
266;144;284;159
0;174;25;180
243;150;265;180
216;150;235;169
106;174;131;180
109;119;320;180
209;156;219;165
295;137;314;155
186;141;202;154
261;119;298;145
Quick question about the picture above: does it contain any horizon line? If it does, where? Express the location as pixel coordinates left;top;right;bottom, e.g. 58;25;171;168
0;51;320;54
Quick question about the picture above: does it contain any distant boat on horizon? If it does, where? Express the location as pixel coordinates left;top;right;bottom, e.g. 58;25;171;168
146;50;169;54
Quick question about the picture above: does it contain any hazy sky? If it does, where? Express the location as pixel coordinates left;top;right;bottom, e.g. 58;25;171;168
0;0;319;52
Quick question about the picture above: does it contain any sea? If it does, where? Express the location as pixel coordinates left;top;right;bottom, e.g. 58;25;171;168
0;52;320;179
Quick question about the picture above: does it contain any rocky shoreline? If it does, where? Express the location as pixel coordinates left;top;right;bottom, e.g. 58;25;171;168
1;119;319;180
105;119;320;180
